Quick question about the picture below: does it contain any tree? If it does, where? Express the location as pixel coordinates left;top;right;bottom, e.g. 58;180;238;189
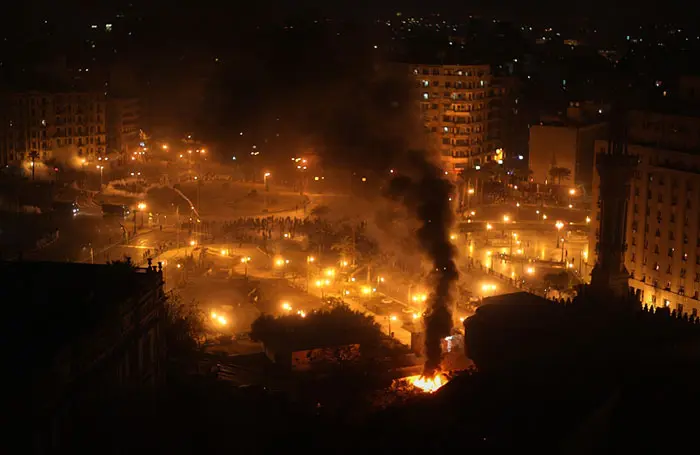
331;235;356;264
165;292;205;357
250;304;382;353
549;167;572;185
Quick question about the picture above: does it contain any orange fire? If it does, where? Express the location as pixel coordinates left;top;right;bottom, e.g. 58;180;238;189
407;373;448;393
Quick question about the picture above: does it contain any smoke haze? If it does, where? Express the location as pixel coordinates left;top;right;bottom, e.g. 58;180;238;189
212;23;458;372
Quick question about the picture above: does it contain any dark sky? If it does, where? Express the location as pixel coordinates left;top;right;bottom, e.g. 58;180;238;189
10;0;691;25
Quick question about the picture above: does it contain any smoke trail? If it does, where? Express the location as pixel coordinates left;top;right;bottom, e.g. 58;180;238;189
388;151;459;376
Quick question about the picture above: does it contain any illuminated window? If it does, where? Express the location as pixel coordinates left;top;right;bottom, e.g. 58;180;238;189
423;93;429;100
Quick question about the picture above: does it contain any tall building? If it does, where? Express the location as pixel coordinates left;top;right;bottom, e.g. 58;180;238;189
409;64;502;173
589;87;700;314
107;97;140;160
2;260;167;453
528;102;609;192
0;91;106;166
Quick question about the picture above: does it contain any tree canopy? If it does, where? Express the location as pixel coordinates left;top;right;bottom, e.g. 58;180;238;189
250;304;382;352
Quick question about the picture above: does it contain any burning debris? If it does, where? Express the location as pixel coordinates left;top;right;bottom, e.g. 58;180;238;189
406;372;449;393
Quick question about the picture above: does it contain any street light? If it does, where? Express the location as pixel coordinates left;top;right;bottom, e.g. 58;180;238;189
264;172;271;191
555;220;565;259
96;164;104;188
306;256;315;291
241;256;251;278
388;314;398;336
137;202;147;228
502;214;510;235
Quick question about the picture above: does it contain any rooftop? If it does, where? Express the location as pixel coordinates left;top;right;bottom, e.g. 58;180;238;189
0;261;162;368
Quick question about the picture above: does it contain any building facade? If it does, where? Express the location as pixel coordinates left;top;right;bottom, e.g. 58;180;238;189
589;106;700;314
409;64;502;173
107;97;140;160
2;261;167;453
0;91;106;165
528;102;608;192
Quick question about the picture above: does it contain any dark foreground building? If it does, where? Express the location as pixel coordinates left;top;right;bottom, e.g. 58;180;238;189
0;260;166;454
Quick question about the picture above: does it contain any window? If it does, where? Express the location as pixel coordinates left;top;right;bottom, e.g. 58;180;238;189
668;247;674;257
680;268;687;278
669;231;675;240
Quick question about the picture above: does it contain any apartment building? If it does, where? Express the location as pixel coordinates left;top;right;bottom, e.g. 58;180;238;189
409;64;502;173
0;91;106;165
589;100;700;314
107;97;140;158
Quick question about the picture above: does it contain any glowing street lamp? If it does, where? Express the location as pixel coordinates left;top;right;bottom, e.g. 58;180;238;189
281;302;292;312
264;172;271;191
388;314;398;336
240;256;251;278
502;214;510;235
555;220;565;257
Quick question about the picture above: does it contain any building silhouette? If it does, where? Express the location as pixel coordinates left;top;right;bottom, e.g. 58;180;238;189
2;260;167;454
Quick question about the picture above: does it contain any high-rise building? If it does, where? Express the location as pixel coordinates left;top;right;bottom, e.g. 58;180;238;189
107;97;140;160
409;64;502;173
589;83;700;314
0;91;106;165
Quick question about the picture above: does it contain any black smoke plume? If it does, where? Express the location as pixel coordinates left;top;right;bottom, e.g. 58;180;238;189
388;154;458;376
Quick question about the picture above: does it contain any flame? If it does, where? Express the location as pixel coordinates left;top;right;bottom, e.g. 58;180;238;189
406;373;448;393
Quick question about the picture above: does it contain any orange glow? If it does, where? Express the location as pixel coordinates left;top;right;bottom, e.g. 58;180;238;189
406;373;448;393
